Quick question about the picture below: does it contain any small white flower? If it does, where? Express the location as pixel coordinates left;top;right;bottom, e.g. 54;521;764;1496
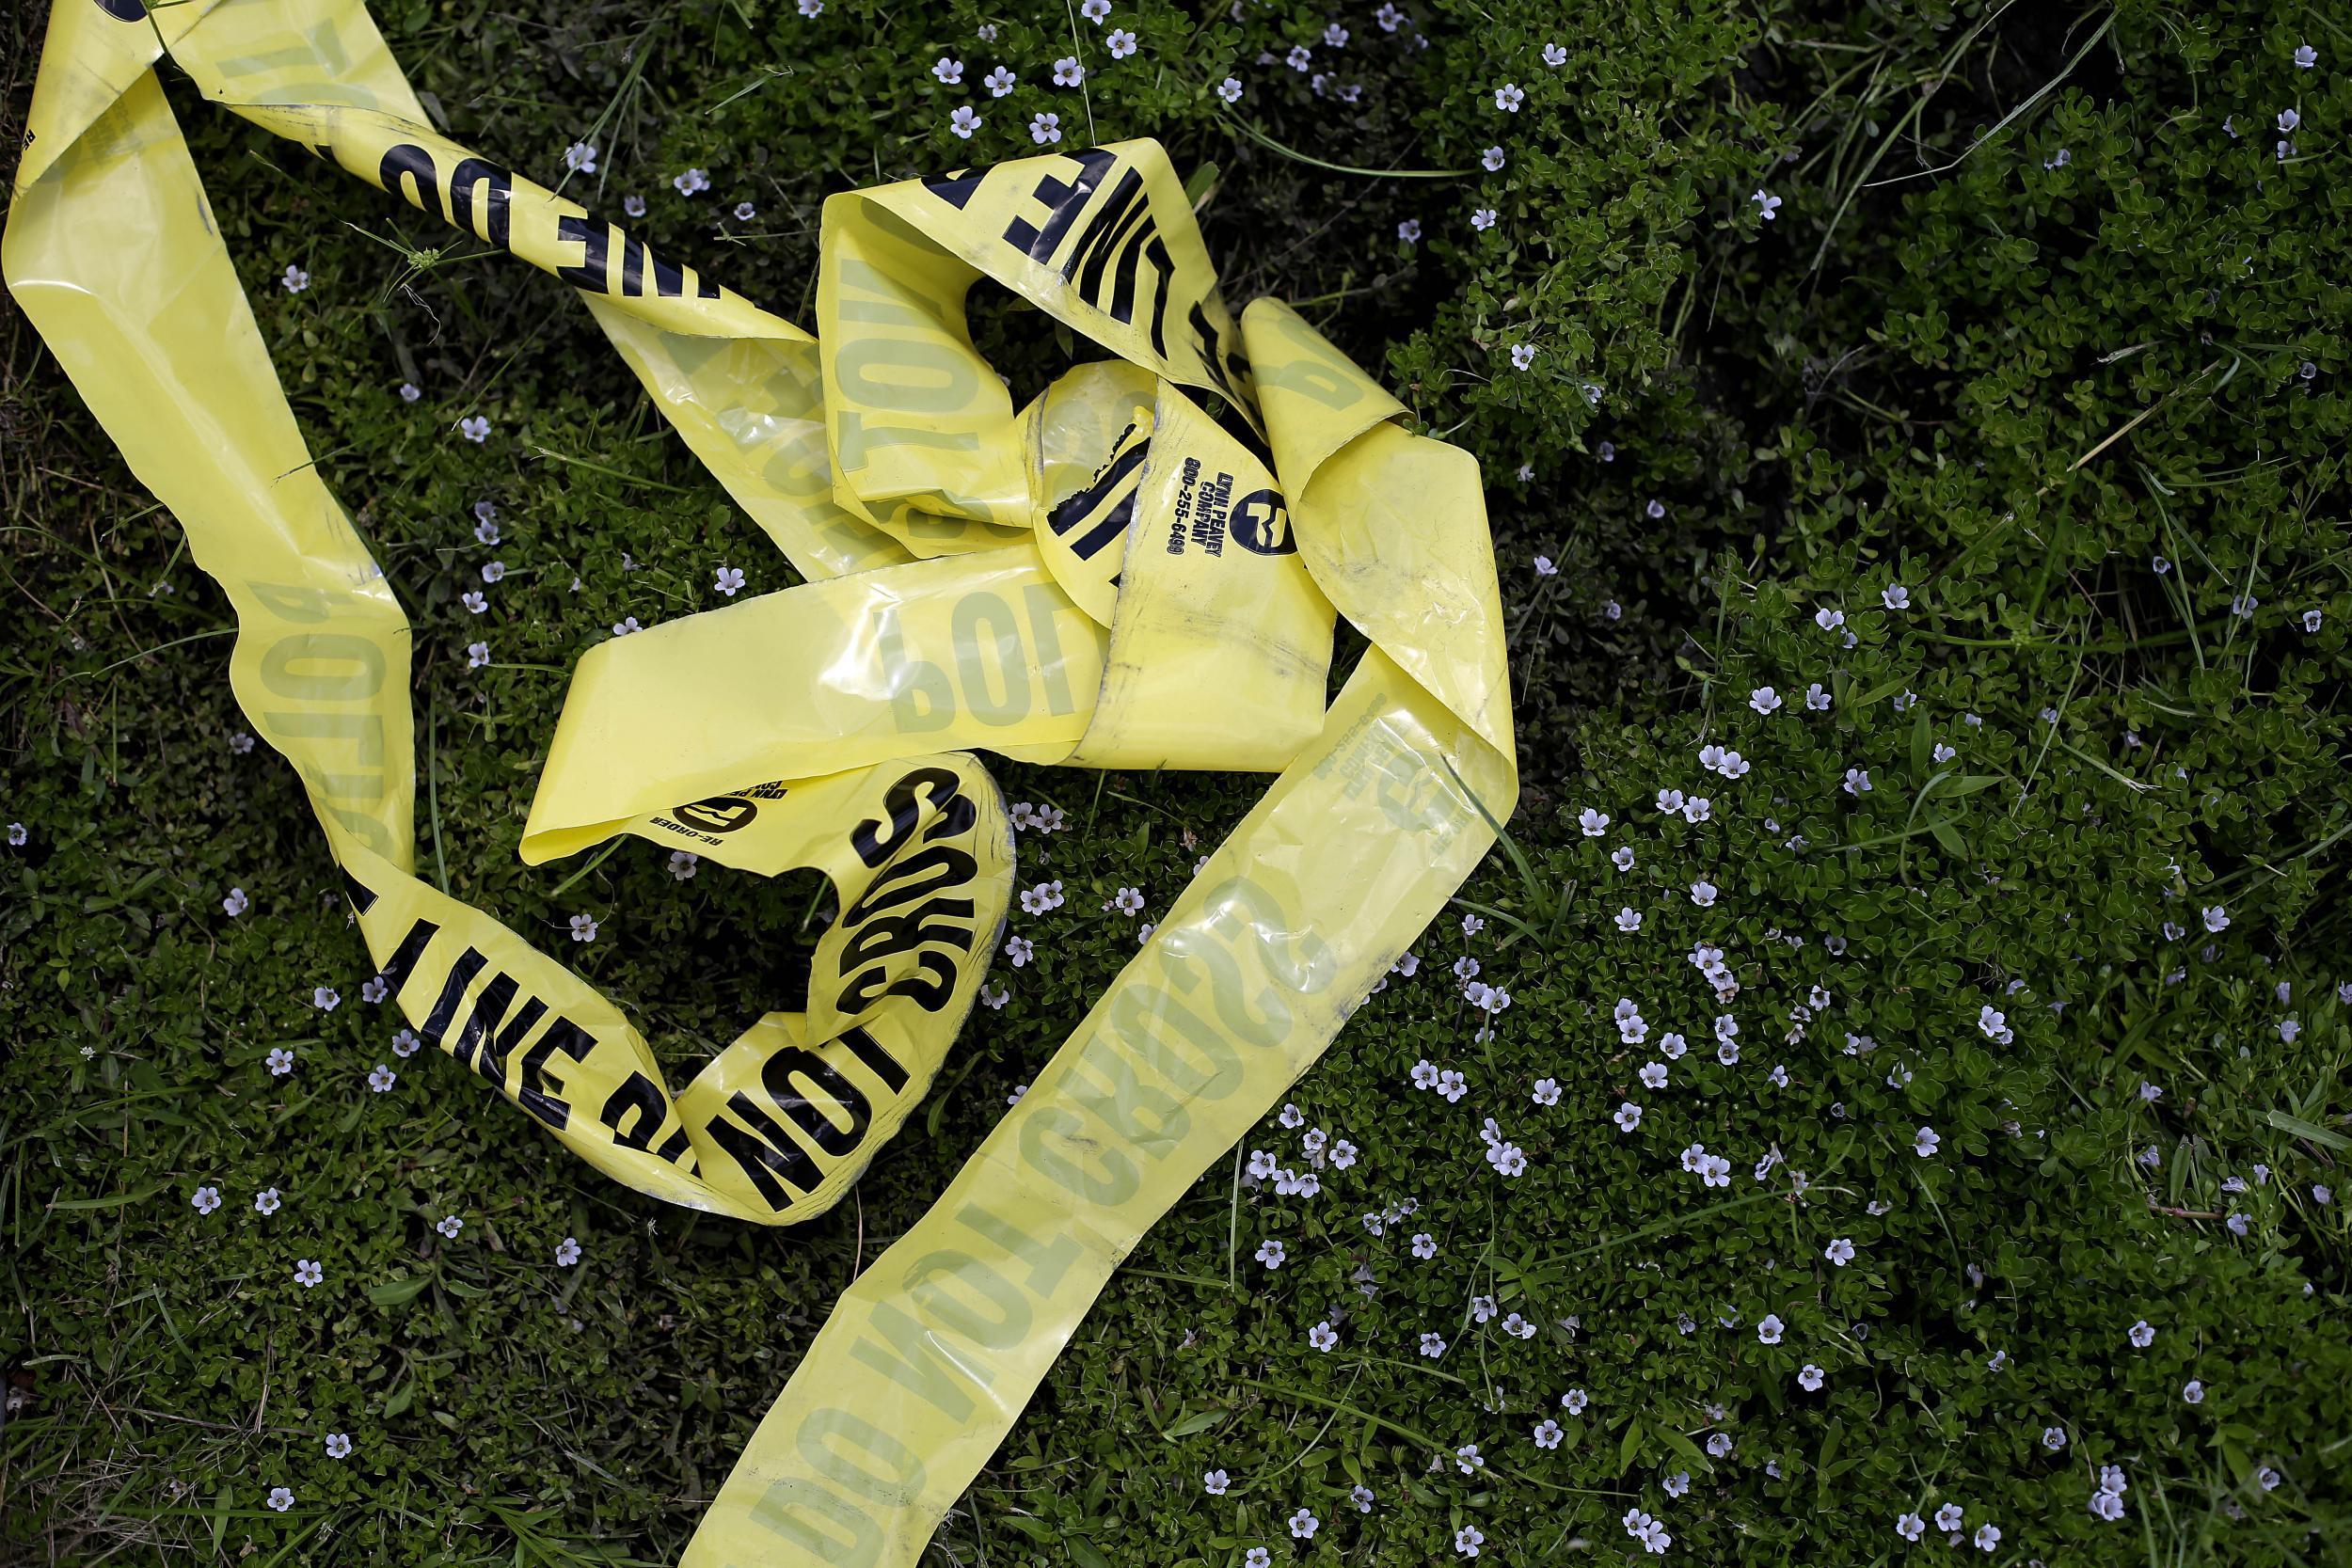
281;264;310;293
1757;1313;1785;1344
325;1432;353;1458
564;141;597;174
1543;42;1567;66
1030;112;1063;145
1203;1468;1230;1497
1510;342;1537;371
948;106;982;138
985;66;1017;96
266;1047;294;1076
1053;55;1086;87
1751;188;1782;220
1255;1238;1287;1269
1613;1101;1643;1132
1615;907;1643;933
2128;1319;2155;1348
1106;28;1137;58
255;1187;282;1215
1815;607;1845;632
2294;43;2317;69
714;565;746;596
1421;1331;1449;1358
1471;207;1498;231
223;886;250;916
623;194;646;217
1798;1363;1824;1391
1974;1525;2001;1552
1914;1126;1940;1157
570;912;599;942
191;1185;222;1215
1494;82;1525;112
312;987;341;1011
435;1214;463;1239
1216;76;1243;103
459;415;491;443
368;1063;396;1093
268;1485;294;1512
674;166;710;195
1580;807;1611;836
1825;1237;1855;1266
1561;1386;1588;1415
399;382;421;403
931;56;963;84
556;1236;581;1266
294;1259;324;1288
1883;583;1910;610
1308;1322;1338;1352
1483;145;1507;171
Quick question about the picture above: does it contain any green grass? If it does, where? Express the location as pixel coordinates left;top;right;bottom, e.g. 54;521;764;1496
4;0;2347;1563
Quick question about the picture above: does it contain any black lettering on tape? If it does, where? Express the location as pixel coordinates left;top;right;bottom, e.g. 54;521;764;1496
707;1092;821;1208
516;1017;593;1129
447;157;511;249
1004;147;1118;262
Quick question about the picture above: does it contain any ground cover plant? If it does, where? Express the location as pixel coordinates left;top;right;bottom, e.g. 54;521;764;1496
3;0;2348;1563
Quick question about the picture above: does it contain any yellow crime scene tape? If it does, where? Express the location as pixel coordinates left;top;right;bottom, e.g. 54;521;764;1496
6;2;1518;1562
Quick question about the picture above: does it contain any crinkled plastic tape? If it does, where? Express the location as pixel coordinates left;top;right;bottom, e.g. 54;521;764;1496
5;3;1518;1563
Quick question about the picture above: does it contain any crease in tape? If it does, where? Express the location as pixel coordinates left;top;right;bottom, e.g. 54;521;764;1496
7;3;1518;1561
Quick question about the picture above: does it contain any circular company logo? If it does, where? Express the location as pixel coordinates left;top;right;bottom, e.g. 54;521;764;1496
1229;488;1297;555
673;796;758;833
